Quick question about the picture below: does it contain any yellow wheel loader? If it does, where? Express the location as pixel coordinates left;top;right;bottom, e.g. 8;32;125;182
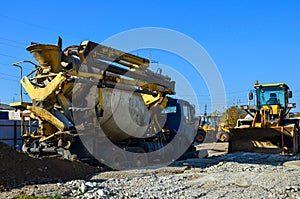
196;115;219;143
195;114;229;144
228;81;300;155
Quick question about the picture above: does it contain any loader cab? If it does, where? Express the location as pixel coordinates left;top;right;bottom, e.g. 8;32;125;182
199;115;219;128
254;83;291;110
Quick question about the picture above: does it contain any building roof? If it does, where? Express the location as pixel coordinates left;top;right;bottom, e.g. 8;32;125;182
0;104;14;110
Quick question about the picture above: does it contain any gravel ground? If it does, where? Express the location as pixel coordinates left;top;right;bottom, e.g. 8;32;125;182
1;151;300;199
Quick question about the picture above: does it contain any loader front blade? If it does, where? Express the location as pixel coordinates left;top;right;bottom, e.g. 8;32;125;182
228;125;298;155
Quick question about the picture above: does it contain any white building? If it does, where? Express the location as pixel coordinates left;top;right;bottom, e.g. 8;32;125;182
0;104;37;150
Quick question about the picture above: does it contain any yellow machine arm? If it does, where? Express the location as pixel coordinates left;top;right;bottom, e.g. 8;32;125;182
11;39;176;146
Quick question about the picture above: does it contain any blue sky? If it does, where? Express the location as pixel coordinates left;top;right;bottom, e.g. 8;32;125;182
0;1;299;114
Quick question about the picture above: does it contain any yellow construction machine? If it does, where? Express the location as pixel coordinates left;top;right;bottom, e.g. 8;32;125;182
195;105;230;144
228;81;300;155
196;115;221;143
10;38;200;166
196;116;230;143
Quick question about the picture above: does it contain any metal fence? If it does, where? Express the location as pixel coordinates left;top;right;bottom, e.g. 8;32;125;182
0;119;38;150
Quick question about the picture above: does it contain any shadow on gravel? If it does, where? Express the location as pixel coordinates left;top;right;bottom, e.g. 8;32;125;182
171;150;300;169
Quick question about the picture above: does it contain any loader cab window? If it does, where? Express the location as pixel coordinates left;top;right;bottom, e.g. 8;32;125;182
256;87;285;108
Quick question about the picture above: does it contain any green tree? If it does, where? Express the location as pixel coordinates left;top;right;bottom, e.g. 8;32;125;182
222;106;247;127
208;110;223;116
293;112;300;117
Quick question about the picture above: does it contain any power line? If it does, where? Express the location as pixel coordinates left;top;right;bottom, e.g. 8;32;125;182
0;72;19;78
0;14;60;34
0;42;25;49
0;36;28;45
0;76;19;82
0;62;34;71
184;95;243;99
176;90;248;97
0;53;25;60
0;62;12;67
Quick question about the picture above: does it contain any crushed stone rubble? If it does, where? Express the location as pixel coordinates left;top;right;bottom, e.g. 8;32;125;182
1;152;300;199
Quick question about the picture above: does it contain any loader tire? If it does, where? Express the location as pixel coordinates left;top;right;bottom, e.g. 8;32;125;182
194;130;206;144
217;131;229;142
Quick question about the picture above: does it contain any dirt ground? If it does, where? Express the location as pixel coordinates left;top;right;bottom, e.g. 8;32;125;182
1;141;300;198
0;142;98;191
